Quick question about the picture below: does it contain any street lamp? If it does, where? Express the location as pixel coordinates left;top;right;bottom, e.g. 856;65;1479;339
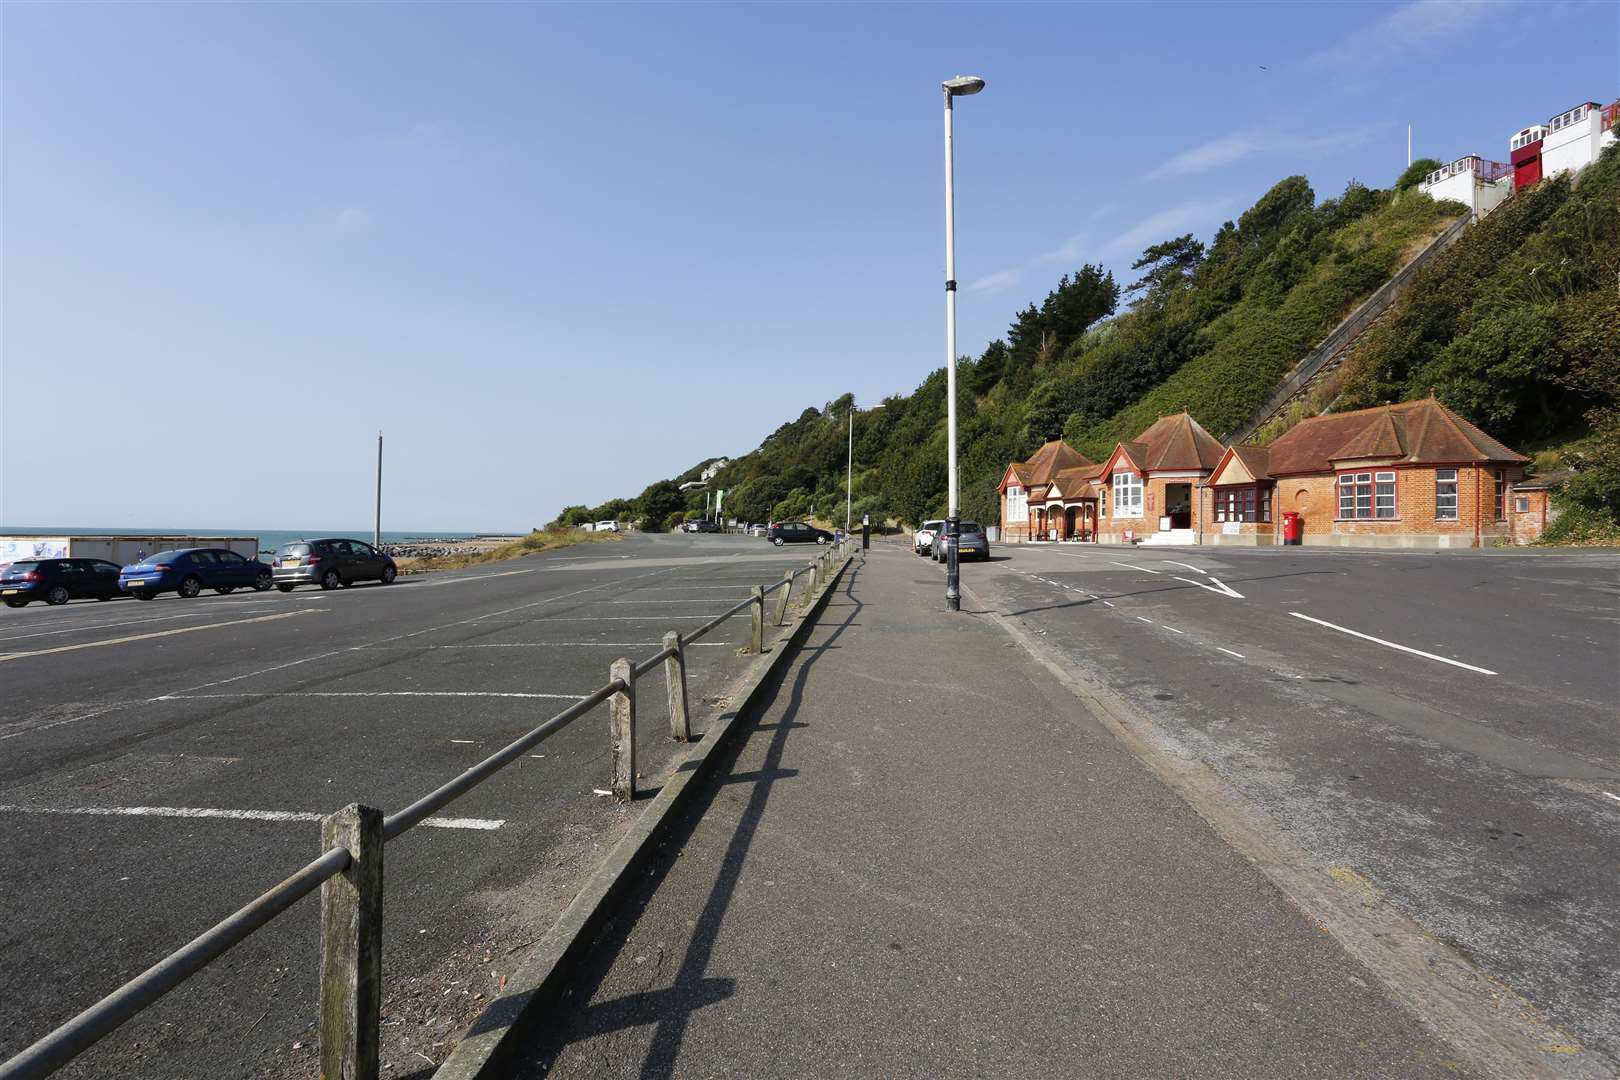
847;402;884;532
942;74;984;611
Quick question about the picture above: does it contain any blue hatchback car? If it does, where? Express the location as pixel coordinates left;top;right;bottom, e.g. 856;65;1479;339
119;548;275;600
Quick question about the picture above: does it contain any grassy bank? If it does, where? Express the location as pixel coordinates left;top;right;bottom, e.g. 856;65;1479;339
398;528;620;573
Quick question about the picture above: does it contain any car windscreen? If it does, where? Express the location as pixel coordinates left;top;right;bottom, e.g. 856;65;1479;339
278;543;312;557
960;523;983;534
922;521;944;530
143;550;182;564
4;561;39;573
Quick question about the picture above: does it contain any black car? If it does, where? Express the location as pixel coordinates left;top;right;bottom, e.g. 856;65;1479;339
687;519;722;533
1;558;124;607
766;522;833;546
272;538;398;591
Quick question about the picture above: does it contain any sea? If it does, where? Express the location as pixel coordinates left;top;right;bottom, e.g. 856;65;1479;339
0;526;513;556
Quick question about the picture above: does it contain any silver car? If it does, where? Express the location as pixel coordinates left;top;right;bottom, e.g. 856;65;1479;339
914;519;945;556
932;521;989;562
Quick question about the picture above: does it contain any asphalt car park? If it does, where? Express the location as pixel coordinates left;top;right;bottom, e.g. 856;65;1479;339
965;542;1620;1070
0;533;823;1079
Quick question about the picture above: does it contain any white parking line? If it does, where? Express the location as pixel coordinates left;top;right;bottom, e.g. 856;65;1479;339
159;691;587;700
530;615;717;622
0;610;320;663
356;642;734;649
1163;626;1185;634
1288;612;1498;675
1136;617;1154;624
597;599;739;604
1112;562;1161;574
0;611;210;643
0;804;503;830
1216;647;1246;659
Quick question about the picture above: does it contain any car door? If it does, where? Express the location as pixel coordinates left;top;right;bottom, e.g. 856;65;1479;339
88;560;122;597
185;550;218;586
328;540;357;582
349;541;383;581
213;550;252;586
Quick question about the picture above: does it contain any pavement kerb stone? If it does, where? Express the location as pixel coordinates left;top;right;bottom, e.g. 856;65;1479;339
431;548;857;1080
958;576;1599;1080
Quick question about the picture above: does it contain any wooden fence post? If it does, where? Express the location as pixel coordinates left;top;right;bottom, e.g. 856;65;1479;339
319;803;383;1080
749;586;765;654
774;571;792;626
662;632;690;742
610;658;635;802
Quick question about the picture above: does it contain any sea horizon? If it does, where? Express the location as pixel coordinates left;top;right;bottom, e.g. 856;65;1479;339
0;525;523;555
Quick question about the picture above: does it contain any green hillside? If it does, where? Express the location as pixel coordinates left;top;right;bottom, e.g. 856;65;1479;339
553;154;1615;538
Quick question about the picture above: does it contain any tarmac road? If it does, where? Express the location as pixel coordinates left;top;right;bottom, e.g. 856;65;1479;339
960;541;1620;1072
0;532;827;1079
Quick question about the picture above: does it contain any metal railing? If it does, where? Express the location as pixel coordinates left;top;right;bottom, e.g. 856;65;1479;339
0;539;853;1080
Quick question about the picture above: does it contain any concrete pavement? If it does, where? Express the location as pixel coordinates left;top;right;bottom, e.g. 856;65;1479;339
511;544;1486;1079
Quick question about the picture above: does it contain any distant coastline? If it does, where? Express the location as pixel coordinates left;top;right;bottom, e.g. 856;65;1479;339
0;526;521;556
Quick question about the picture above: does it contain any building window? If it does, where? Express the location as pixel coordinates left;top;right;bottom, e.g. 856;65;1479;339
1435;469;1458;520
1515;496;1530;513
1006;485;1028;523
1213;484;1271;523
1494;469;1507;520
1113;471;1142;518
1339;472;1398;520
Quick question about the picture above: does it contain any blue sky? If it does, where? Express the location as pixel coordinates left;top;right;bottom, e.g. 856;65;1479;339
3;1;1614;532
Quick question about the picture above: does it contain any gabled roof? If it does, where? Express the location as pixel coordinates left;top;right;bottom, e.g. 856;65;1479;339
1006;439;1093;490
1101;414;1225;476
1210;444;1272;485
1267;397;1529;475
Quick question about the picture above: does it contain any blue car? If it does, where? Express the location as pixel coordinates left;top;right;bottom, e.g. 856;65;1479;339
119;548;275;600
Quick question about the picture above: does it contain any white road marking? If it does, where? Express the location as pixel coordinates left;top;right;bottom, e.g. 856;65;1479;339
597;599;738;604
0;803;503;830
450;739;476;743
0;611;210;643
1136;617;1154;624
529;615;716;622
1217;647;1246;659
1102;601;1115;608
161;691;587;700
1163;626;1185;634
1112;561;1161;574
1287;612;1498;675
1164;561;1206;575
415;568;540;587
1601;792;1620;803
1174;575;1245;599
356;642;733;649
0;610;320;663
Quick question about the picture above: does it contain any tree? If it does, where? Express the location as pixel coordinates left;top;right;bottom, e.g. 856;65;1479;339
1396;158;1443;192
634;481;685;532
1127;234;1205;307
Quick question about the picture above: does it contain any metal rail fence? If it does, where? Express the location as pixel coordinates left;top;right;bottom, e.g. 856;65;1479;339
0;540;853;1080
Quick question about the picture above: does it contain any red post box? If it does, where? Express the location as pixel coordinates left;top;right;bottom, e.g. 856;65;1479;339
1282;511;1302;546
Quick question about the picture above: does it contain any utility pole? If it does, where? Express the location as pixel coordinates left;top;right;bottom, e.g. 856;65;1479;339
1408;124;1412;167
941;75;985;612
374;431;383;550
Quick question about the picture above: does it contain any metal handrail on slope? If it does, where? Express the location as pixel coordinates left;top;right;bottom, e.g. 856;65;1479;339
0;539;850;1080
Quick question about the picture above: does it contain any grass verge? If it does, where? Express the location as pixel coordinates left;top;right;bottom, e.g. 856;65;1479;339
398;529;620;573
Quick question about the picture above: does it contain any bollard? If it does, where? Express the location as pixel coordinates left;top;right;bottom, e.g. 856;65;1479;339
609;658;635;802
750;585;764;654
662;631;690;742
774;570;793;626
319;803;383;1080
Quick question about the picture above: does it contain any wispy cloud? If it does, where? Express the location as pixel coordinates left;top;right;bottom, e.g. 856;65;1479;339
1309;0;1508;67
966;269;1023;294
1103;198;1236;258
1034;232;1090;266
1148;132;1265;180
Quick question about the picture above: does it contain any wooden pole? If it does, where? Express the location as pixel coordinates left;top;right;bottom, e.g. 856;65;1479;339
319;804;383;1080
662;632;689;742
610;659;635;802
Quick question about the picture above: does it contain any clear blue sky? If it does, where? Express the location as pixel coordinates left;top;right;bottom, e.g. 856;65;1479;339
3;1;1614;532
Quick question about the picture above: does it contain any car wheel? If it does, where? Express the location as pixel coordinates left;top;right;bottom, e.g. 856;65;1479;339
214;587;236;595
253;572;273;591
178;576;203;599
773;538;785;547
816;536;829;545
380;565;397;585
321;570;340;590
276;584;295;593
132;590;156;601
46;586;71;606
4;598;28;608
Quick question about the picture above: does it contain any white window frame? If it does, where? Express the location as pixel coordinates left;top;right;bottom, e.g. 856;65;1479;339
1515;496;1530;514
1435;468;1458;521
1006;485;1028;523
1375;471;1396;519
1112;471;1143;518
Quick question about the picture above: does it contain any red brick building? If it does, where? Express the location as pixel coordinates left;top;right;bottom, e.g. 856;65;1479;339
997;440;1102;542
1204;397;1532;548
1094;413;1226;545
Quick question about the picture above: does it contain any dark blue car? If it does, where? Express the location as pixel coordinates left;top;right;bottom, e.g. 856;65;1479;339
119;548;274;600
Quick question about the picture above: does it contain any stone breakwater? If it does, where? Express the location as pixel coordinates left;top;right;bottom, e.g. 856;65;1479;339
381;536;517;560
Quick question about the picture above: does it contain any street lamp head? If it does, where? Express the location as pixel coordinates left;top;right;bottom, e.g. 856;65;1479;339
943;75;986;96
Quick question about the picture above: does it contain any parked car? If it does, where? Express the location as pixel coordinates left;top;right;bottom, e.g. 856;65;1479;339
747;523;767;537
913;519;946;556
686;519;722;534
119;548;274;599
595;520;620;533
766;522;833;546
932;521;990;562
1;558;124;607
272;539;397;592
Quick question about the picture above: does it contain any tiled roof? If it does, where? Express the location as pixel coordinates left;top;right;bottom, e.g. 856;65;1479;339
1116;413;1226;473
1013;439;1093;486
1223;444;1273;482
1267;398;1529;475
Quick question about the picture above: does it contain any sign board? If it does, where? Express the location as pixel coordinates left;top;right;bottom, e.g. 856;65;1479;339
1123;529;1135;542
1222;522;1241;535
0;538;68;562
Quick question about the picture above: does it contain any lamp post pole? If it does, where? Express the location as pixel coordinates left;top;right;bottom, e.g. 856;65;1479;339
942;75;984;612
